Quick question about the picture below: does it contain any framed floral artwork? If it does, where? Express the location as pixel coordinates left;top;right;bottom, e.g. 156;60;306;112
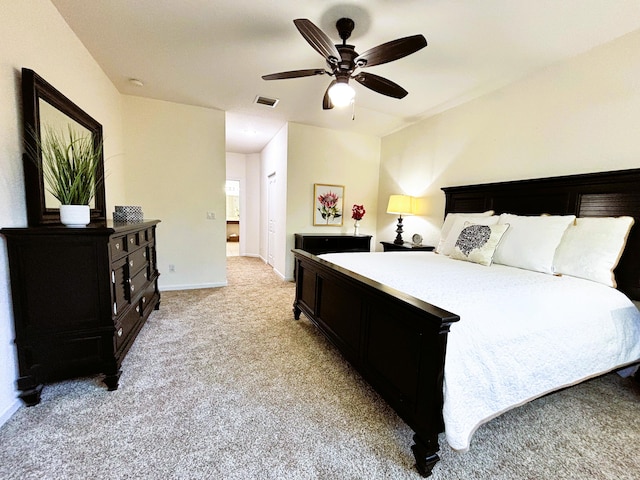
314;183;344;226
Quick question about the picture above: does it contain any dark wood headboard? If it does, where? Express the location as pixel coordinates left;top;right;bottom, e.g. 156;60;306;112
442;168;640;300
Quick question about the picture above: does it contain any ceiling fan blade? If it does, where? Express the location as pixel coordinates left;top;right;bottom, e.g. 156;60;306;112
354;34;427;68
323;81;336;110
353;72;408;99
262;69;326;80
293;19;341;64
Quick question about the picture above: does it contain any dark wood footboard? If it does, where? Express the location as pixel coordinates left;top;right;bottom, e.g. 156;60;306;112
292;249;460;477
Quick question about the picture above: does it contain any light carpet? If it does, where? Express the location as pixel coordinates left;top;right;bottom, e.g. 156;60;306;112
0;256;638;479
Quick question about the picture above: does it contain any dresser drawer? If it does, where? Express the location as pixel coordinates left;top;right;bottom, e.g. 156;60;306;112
126;232;140;249
129;268;149;301
142;227;154;243
141;282;157;315
128;245;149;276
300;236;336;253
110;236;128;260
114;305;141;352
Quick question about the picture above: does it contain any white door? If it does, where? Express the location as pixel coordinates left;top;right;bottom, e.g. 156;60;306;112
267;173;276;266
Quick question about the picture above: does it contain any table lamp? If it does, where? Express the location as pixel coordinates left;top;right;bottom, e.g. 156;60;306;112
387;195;414;245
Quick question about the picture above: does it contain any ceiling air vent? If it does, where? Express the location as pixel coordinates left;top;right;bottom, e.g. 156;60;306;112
254;95;279;108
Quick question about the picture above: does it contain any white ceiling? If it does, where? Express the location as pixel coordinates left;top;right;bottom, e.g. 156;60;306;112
51;0;640;154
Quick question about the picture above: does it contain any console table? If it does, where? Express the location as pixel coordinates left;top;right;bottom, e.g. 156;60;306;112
294;233;372;255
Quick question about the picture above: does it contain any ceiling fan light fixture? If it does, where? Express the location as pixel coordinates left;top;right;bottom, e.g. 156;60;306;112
328;81;355;108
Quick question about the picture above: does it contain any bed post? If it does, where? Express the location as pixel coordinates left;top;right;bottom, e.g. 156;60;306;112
412;433;440;477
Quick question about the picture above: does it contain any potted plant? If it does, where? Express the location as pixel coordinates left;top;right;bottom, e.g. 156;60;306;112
31;125;103;226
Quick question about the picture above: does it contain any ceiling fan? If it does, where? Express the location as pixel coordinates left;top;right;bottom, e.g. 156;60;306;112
262;18;427;109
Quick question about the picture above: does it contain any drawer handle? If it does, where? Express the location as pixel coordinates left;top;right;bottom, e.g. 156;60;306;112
111;271;115;284
117;328;123;337
129;260;134;268
113;302;117;315
115;243;120;250
130;238;135;244
131;284;135;292
136;305;140;313
144;272;147;279
143;251;147;258
142;296;146;304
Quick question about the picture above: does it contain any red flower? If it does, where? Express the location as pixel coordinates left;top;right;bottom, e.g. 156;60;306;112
351;204;365;221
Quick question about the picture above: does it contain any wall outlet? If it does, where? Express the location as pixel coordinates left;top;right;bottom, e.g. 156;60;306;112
206;212;216;220
168;264;175;273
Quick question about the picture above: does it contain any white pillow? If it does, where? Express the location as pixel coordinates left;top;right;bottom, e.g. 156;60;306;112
438;215;499;256
493;213;576;274
436;211;494;254
553;216;634;287
450;222;510;266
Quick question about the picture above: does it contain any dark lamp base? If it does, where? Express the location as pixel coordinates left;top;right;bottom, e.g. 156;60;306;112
393;215;404;244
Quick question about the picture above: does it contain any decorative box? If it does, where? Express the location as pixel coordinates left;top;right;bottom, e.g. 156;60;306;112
113;205;144;222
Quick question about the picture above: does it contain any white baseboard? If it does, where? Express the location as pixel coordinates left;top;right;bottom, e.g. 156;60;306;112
159;281;227;292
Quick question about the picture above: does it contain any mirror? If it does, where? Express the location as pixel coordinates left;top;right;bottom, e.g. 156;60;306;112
21;68;106;226
225;180;240;221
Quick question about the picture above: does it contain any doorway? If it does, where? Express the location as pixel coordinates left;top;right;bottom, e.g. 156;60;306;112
225;179;240;257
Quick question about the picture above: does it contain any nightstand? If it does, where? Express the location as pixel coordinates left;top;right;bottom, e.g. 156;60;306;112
380;241;435;252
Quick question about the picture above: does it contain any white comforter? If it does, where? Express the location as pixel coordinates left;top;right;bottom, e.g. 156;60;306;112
318;251;640;451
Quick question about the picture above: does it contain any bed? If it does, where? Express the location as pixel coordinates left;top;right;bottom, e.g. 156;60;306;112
291;168;640;477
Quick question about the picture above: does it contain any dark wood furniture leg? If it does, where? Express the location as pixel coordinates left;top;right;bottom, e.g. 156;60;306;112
17;376;43;407
412;433;440;477
103;369;122;391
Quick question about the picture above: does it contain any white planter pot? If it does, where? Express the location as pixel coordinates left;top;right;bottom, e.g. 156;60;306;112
60;205;90;227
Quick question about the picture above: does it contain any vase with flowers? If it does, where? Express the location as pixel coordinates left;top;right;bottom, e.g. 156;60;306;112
351;204;366;235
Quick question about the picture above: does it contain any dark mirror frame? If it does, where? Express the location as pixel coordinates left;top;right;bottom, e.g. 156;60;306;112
22;68;106;226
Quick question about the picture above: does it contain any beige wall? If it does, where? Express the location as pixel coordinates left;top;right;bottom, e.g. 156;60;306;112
378;29;640;249
0;0;126;423
285;123;381;279
122;96;227;290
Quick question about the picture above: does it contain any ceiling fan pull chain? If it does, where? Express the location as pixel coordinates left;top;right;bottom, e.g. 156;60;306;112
351;100;356;121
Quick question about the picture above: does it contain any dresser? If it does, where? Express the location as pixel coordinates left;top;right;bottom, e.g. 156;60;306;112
294;233;372;255
1;220;160;405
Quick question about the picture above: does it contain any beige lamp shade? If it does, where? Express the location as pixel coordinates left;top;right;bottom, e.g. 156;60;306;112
386;194;414;215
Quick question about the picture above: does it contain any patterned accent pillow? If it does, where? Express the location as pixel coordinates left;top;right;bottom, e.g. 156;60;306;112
435;211;495;254
450;222;510;266
437;215;499;256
